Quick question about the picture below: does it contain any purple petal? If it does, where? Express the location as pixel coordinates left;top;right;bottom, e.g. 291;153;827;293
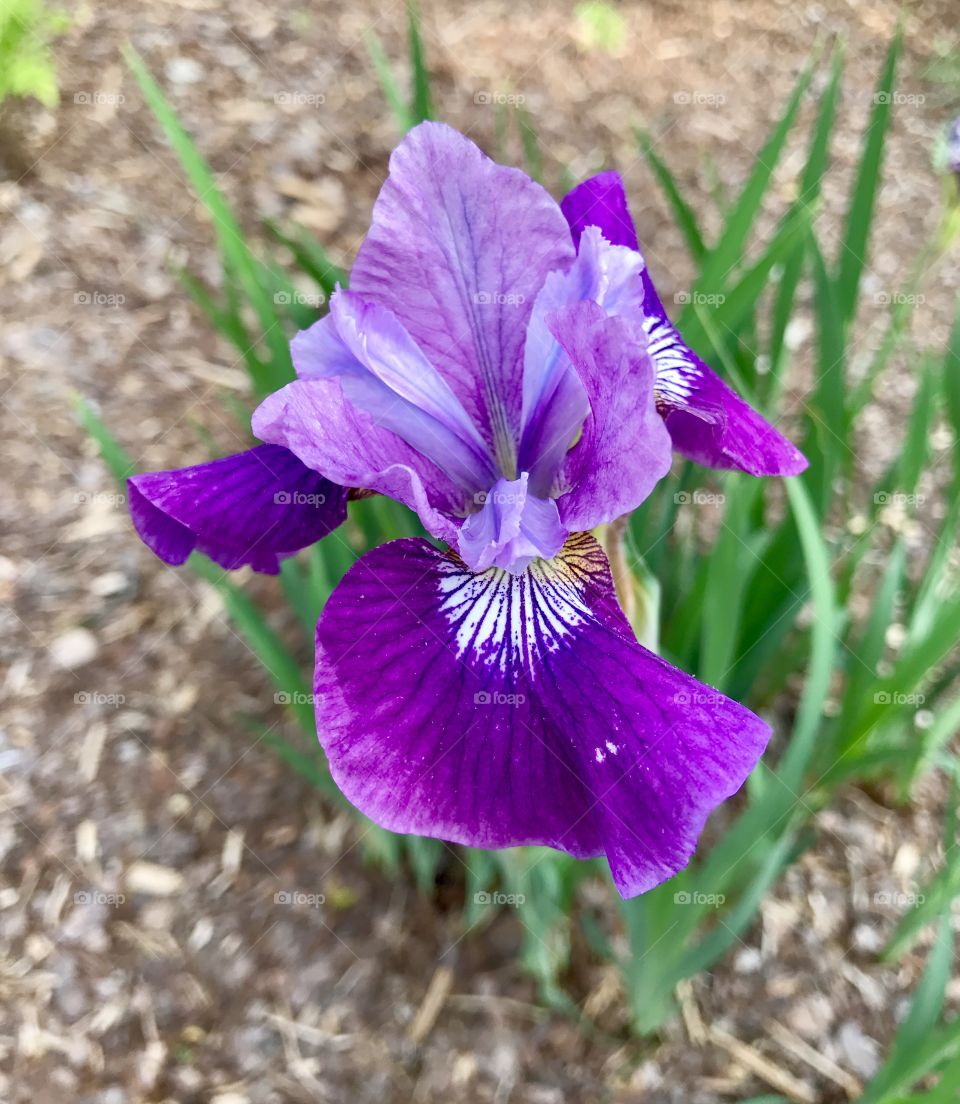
548;300;672;531
314;534;771;897
640;273;808;476
560;171;640;251
292;289;495;493
128;444;347;574
349;121;575;471
252;379;463;544
561;173;808;477
457;474;567;574
519;228;645;494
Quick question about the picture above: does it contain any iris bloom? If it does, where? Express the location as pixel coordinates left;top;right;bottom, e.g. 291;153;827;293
129;123;807;897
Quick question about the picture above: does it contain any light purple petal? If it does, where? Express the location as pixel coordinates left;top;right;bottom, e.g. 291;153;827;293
292;288;495;493
457;473;567;575
548;301;672;531
252;379;462;543
349;121;575;472
519;227;645;494
561;173;808;477
560;171;640;251
128;444;347;575
314;534;771;897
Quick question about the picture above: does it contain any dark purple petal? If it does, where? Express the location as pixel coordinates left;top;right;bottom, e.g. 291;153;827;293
457;474;567;574
128;444;347;574
548;300;672;531
292;289;495;493
560;173;808;477
253;379;463;544
349;121;575;470
314;534;771;897
560;171;640;251
640;273;808;476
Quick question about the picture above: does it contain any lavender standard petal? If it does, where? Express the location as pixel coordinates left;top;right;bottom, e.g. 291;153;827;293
548;301;672;531
128;444;347;574
349;121;575;472
293;288;495;493
519;227;646;494
314;534;771;897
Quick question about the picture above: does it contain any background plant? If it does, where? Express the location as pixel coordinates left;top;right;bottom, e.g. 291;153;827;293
78;14;960;1095
0;0;66;109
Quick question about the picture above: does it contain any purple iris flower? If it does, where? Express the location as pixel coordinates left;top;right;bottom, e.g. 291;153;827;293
129;123;807;897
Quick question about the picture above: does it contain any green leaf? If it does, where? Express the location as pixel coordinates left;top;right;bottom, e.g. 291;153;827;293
636;128;706;262
691;59;815;299
834;33;901;327
124;47;292;394
407;1;434;124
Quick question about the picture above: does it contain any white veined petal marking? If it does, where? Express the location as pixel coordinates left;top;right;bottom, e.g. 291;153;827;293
436;533;605;677
642;312;700;410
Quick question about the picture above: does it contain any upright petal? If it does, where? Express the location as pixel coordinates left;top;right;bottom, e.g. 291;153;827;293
128;444;347;574
548;301;672;531
560;174;808;477
518;227;645;494
253;379;462;544
560;171;640;251
314;534;771;897
350;121;575;472
292;289;495;493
